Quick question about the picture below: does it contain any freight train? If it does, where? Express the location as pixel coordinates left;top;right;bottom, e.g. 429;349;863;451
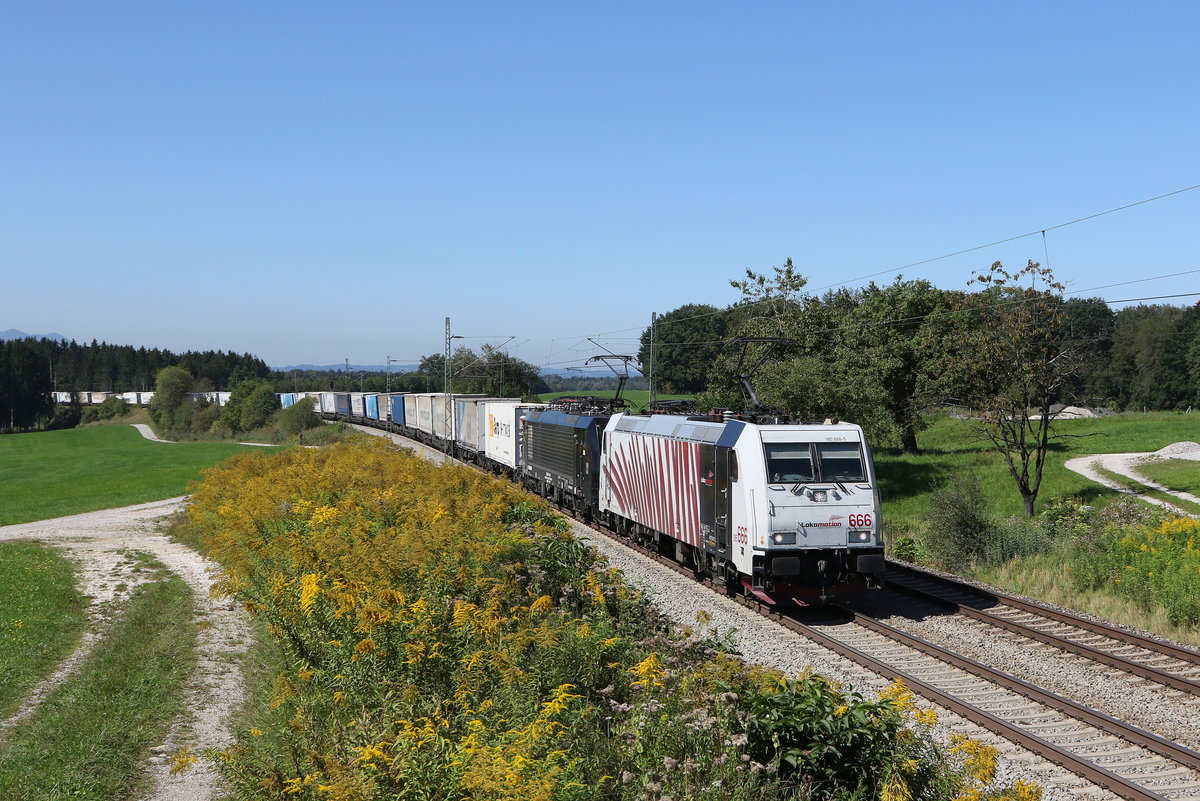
282;390;885;604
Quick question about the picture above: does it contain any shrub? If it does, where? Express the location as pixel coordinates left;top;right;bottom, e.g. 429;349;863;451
148;366;193;432
221;380;277;435
93;395;130;421
48;403;83;429
922;471;997;569
983;516;1054;565
239;384;278;433
1070;508;1200;626
889;535;927;563
278;396;321;436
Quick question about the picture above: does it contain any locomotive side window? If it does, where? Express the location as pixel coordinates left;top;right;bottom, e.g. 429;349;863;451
815;443;866;481
763;444;814;483
730;452;739;482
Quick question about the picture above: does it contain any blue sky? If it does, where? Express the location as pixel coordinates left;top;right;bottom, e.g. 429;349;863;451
3;2;1197;371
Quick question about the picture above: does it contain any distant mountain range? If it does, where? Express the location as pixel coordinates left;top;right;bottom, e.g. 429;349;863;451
275;363;422;373
275;362;580;376
2;328;66;342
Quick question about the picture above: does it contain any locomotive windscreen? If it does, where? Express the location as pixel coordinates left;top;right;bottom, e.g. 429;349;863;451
763;444;814;483
763;442;866;483
815;443;866;482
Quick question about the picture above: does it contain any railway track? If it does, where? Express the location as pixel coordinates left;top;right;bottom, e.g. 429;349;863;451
772;604;1200;801
584;529;1200;801
882;562;1200;694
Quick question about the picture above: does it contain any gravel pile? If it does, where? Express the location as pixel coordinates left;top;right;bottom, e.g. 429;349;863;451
1153;441;1200;458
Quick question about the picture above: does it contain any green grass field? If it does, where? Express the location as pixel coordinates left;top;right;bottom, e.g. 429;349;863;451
0;425;262;526
0;542;87;719
1134;457;1200;495
876;412;1200;531
0;560;195;800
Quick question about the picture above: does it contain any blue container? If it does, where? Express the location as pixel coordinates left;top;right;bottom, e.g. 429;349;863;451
388;394;406;426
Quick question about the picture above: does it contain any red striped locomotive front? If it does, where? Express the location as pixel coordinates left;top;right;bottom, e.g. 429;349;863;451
598;411;885;604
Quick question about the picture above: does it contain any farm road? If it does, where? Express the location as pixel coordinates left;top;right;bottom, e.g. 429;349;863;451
0;499;251;801
132;422;277;447
1064;447;1200;515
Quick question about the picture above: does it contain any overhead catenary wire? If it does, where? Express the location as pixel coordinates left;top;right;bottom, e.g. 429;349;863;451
536;183;1200;347
427;184;1200;372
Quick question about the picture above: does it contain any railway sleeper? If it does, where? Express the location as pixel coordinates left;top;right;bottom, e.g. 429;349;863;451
1095;755;1174;768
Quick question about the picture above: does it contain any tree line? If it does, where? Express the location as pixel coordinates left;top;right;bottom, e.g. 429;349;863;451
643;264;1200;434
0;337;272;433
640;259;1200;516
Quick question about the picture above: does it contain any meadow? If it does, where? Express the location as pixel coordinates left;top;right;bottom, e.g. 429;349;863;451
878;412;1200;641
1134;457;1200;496
0;425;262;526
875;412;1200;531
0;543;86;719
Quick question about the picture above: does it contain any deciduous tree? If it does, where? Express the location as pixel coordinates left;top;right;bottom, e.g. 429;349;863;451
637;304;732;394
148;366;194;433
933;260;1077;517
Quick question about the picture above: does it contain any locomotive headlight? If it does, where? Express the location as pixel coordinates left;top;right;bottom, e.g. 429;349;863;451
850;530;871;542
771;532;797;545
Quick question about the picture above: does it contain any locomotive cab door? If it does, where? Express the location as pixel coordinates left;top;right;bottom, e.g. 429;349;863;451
699;443;716;549
713;445;734;551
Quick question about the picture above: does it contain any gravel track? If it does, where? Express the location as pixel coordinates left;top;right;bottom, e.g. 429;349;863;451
1064;445;1200;514
0;499;251;801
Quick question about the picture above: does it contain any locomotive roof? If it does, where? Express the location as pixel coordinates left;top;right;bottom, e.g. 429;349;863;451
608;413;865;445
608;413;726;443
523;408;611;429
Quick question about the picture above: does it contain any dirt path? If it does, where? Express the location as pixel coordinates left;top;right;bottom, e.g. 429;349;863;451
1063;449;1200;515
131;422;277;447
0;499;251;801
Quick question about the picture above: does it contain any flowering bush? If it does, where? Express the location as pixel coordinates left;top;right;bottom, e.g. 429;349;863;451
1071;508;1200;626
184;437;1036;801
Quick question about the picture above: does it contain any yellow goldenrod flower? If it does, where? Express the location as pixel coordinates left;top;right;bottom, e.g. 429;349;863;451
298;573;320;616
169;745;198;775
630;653;666;688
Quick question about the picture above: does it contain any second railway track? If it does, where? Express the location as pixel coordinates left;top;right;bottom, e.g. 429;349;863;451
881;562;1200;694
580;522;1200;801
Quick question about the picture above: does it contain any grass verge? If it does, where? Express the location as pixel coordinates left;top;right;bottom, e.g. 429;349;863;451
1091;466;1200;515
0;542;87;719
973;549;1200;649
0;425;259;526
0;562;197;800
